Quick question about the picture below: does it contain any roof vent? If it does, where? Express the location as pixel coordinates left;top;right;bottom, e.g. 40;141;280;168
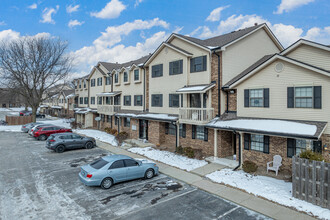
275;62;284;73
254;23;258;26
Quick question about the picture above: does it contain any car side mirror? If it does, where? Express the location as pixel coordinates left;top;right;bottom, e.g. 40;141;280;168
137;161;142;166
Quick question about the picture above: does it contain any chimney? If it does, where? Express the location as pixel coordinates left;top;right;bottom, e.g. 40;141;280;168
254;23;258;26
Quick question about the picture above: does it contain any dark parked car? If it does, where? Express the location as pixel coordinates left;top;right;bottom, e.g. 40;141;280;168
19;110;32;116
33;126;72;140
79;155;159;189
21;122;43;133
36;113;46;118
46;133;96;153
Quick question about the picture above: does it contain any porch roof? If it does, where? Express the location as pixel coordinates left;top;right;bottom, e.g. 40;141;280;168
51;106;62;109
206;117;327;140
176;83;215;93
74;108;93;114
96;91;121;97
136;113;178;122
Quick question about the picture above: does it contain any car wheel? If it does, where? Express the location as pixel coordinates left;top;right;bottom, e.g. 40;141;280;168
144;169;154;179
55;145;65;153
101;177;113;189
39;135;47;141
85;141;93;149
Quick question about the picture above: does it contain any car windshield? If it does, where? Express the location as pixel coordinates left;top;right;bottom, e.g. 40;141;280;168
49;135;55;140
90;159;108;169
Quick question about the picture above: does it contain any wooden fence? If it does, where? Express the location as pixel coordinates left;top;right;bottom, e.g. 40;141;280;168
6;115;33;125
292;156;330;208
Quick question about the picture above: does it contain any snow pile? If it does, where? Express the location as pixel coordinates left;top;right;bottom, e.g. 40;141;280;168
43;119;71;128
206;169;330;219
176;85;211;92
75;129;118;146
137;114;178;121
207;119;317;136
0;125;22;132
128;147;207;171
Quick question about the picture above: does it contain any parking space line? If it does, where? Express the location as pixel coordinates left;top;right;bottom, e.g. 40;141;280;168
217;206;240;219
113;188;198;220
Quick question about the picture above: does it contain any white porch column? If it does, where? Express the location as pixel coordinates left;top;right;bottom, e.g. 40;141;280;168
177;121;180;147
200;93;204;120
214;129;218;159
239;132;243;168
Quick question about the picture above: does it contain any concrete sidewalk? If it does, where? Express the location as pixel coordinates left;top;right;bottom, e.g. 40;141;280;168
96;140;315;220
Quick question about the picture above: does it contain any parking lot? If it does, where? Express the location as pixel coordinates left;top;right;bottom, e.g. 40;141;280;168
0;131;270;220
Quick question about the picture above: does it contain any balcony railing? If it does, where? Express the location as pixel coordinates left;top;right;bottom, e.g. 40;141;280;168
97;105;121;115
179;108;214;124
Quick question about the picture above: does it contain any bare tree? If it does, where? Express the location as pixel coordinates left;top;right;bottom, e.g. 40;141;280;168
0;36;73;122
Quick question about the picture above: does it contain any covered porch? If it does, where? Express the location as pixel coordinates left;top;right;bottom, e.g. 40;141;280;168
96;91;121;115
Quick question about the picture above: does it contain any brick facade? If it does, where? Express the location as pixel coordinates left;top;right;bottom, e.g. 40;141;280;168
225;90;237;112
145;67;149;111
148;120;165;146
320;134;330;161
210;53;222;117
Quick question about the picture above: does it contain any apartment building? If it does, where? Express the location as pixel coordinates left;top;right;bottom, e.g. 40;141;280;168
208;39;330;170
57;89;76;117
141;23;283;157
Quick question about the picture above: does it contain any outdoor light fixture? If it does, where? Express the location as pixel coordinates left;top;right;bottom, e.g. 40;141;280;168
230;90;235;94
324;144;328;151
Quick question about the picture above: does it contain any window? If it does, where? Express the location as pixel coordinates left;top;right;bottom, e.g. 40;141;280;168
123;72;128;83
288;86;321;109
251;134;264;152
98;97;102;105
74;81;77;89
97;77;102;86
84;97;88;104
91;97;95;105
134;69;139;81
151;94;163;107
79;97;83;104
190;56;207;73
165;123;176;135
107;115;111;123
114;73;119;84
91;79;96;87
134;95;143;106
105;76;111;85
91;159;108;169
179;124;186;138
189;93;207;108
105;97;110;105
109;160;125;169
250;89;264;107
71;134;81;139
295;139;307;155
152;64;163;78
295;87;313;108
169;60;183;75
114;95;120;105
83;80;86;88
79;82;81;88
169;94;179;108
124;117;130;127
124;159;138;167
192;125;208;141
101;114;105;122
124;96;131;106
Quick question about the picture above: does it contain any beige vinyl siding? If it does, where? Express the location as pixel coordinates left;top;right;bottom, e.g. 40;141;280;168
114;67;144;111
76;78;89;108
89;69;105;109
222;28;280;86
170;38;211;85
286;44;330;71
236;59;330;134
148;45;188;114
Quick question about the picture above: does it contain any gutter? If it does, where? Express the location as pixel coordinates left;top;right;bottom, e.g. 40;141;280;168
233;130;241;171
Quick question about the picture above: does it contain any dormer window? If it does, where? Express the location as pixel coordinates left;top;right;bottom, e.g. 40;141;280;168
134;69;140;81
114;73;119;84
123;71;129;83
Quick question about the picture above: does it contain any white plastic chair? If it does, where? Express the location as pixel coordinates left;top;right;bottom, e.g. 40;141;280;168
267;155;282;176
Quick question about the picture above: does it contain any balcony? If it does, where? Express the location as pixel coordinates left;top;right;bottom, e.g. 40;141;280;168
179;108;214;124
97;105;121;115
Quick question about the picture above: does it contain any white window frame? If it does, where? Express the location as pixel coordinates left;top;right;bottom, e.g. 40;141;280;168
294;86;313;108
249;89;264;107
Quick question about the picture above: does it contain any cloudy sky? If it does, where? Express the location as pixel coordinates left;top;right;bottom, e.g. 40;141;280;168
0;0;329;78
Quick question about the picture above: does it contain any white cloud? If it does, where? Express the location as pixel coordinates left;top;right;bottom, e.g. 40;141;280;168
173;26;184;34
304;26;330;43
40;5;59;24
71;18;170;76
274;0;315;14
28;3;37;10
206;5;230;22
66;4;80;13
68;20;85;28
90;0;126;19
0;29;20;42
134;0;144;7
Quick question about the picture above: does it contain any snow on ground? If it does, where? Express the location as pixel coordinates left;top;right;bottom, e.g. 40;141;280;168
0;125;22;132
128;147;208;171
206;169;330;219
0;107;30;112
74;129;118;147
0;118;71;132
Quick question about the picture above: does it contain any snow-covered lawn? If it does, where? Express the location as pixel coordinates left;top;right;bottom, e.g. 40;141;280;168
0;119;71;132
74;129;118;147
206;169;330;219
128;147;208;171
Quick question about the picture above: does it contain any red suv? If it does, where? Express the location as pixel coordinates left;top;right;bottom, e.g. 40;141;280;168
33;126;72;141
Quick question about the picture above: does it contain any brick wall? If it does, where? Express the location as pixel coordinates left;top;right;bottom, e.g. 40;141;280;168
210;53;222;116
321;134;330;161
147;121;166;146
130;118;139;139
224;90;237;112
218;130;235;158
145;67;149;111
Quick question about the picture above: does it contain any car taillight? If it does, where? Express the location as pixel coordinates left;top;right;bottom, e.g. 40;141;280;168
23;126;26;128
86;174;92;178
49;139;55;142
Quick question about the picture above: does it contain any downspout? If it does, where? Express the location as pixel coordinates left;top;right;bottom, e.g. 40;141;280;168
175;122;178;152
143;68;146;112
233;130;241;171
226;90;229;113
214;52;221;117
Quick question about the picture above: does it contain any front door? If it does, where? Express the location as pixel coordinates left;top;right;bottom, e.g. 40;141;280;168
313;141;322;153
139;120;148;140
